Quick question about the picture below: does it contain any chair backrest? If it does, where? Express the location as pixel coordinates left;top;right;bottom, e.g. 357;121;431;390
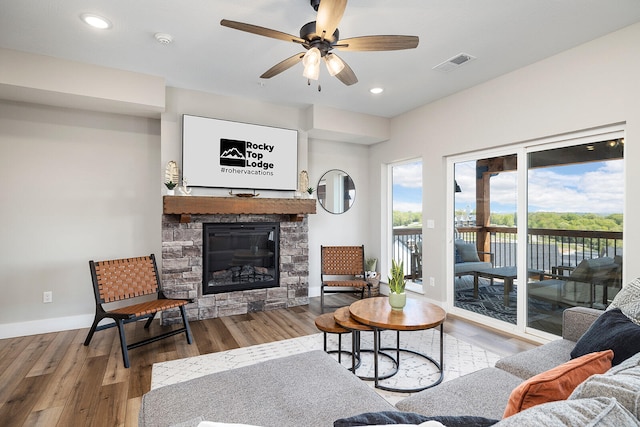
321;245;365;277
90;254;160;304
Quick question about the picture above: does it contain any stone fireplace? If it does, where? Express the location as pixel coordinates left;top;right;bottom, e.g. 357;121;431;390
160;196;315;324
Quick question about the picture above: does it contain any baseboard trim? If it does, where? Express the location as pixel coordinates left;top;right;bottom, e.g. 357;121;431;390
0;314;96;339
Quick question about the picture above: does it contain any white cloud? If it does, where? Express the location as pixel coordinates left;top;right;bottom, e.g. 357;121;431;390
455;159;623;214
393;162;422;188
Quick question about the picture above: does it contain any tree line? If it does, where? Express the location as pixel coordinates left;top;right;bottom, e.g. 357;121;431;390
398;211;622;232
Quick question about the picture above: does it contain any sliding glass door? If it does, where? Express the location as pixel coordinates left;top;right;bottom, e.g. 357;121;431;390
450;128;624;337
453;155;518;325
526;139;624;335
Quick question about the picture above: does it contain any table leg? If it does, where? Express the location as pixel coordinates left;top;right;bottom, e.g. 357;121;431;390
373;327;379;388
473;272;479;298
504;278;512;307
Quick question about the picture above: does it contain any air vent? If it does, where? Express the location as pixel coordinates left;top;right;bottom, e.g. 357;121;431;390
433;53;476;73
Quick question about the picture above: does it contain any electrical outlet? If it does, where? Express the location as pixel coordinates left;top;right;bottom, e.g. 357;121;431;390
429;277;435;287
43;291;53;303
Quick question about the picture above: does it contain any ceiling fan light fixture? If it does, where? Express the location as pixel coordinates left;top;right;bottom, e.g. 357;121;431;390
302;47;321;67
303;62;320;80
302;47;321;80
324;53;344;76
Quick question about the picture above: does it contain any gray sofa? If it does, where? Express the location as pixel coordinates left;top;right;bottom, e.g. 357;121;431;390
139;306;639;426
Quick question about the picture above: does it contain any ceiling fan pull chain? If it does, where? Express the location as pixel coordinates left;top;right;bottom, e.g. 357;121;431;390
318;84;321;92
307;79;311;86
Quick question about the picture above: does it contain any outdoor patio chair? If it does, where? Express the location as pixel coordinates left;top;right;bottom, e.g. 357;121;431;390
83;254;193;368
528;256;622;309
454;239;494;278
320;245;370;311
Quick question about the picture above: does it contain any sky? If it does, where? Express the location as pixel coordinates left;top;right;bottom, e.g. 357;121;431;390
392;153;624;215
454;159;624;214
392;161;422;212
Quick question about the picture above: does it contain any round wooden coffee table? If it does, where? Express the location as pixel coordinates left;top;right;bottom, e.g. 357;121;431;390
349;296;446;392
333;306;399;381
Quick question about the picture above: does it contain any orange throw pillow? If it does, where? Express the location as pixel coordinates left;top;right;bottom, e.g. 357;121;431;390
502;349;614;418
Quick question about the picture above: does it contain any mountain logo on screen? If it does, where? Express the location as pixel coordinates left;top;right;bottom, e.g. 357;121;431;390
220;139;246;167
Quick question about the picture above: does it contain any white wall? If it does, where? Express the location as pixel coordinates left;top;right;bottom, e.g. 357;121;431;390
161;87;309;198
370;22;640;303
0;100;161;337
307;139;372;296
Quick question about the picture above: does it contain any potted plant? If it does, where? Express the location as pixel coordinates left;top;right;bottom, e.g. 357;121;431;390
164;181;177;195
388;259;406;310
165;160;179;195
306;186;315;198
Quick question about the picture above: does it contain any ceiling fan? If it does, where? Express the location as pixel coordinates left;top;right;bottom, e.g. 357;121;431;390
220;0;419;86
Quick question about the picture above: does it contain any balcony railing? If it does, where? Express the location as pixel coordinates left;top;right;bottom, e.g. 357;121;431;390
393;226;623;282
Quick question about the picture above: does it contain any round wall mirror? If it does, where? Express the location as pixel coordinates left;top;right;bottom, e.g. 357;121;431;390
317;169;356;214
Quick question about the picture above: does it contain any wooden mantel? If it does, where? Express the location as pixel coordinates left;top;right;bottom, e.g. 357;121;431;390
163;196;316;223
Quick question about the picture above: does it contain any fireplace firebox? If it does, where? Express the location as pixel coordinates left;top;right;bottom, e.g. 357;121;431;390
202;222;280;295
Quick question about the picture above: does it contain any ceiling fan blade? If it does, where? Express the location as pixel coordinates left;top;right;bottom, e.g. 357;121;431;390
220;19;305;44
333;56;358;86
316;0;347;41
260;53;306;79
335;35;419;51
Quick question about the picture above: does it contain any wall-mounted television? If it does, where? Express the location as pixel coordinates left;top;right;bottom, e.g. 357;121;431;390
182;115;298;191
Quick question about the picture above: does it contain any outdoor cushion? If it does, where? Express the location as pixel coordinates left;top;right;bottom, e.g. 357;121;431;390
454;240;481;263
571;308;640;365
502;350;613;417
563;257;616;304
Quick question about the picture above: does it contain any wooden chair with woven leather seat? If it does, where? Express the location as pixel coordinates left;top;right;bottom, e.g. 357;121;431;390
320;245;370;312
83;254;193;368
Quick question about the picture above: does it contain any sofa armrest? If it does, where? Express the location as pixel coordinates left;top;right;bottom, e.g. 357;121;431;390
562;306;603;341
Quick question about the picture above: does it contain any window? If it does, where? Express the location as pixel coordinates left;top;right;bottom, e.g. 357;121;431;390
390;160;423;290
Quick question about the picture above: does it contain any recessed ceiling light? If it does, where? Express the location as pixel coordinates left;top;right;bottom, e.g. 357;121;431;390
80;13;112;30
370;87;384;94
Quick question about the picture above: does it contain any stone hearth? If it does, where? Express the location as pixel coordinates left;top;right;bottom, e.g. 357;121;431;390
161;213;310;324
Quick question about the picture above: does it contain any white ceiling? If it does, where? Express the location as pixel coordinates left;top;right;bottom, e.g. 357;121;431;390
2;0;640;118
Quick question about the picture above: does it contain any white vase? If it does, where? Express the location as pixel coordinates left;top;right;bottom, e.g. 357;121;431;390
167;189;175;196
389;292;406;310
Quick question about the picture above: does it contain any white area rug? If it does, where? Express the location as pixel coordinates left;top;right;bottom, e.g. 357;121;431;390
152;330;500;405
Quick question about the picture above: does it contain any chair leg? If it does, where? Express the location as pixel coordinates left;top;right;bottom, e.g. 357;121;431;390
144;313;155;329
321;285;325;312
83;314;102;346
179;305;193;344
115;319;130;368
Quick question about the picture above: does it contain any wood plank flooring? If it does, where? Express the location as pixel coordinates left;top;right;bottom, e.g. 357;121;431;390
0;296;537;427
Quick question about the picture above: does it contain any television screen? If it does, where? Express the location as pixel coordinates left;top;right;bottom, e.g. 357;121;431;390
182;115;298;191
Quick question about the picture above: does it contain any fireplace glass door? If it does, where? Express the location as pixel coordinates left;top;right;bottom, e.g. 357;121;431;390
203;222;279;294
